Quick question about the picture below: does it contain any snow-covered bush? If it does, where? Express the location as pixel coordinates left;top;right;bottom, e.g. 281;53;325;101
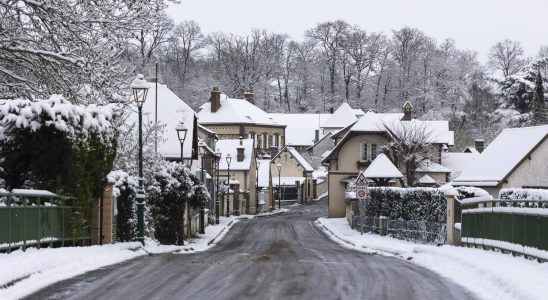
0;96;118;240
147;161;194;245
107;170;139;242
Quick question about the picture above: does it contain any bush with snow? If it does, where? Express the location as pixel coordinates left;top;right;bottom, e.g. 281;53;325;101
107;170;139;242
0;96;118;239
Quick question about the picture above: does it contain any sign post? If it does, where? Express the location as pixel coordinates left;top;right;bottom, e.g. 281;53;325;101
355;171;369;235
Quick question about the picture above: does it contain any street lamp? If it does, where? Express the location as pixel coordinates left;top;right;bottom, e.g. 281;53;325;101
255;159;261;214
226;153;232;217
131;74;150;246
198;142;206;234
215;150;221;224
176;121;188;165
277;162;282;210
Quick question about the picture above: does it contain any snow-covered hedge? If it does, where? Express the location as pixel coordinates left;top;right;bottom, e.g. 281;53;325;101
499;188;548;201
363;187;447;223
107;170;139;242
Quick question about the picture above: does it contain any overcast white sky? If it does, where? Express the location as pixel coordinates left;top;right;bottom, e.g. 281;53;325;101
167;0;546;63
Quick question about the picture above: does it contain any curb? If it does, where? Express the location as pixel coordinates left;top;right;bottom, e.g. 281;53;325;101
207;220;235;246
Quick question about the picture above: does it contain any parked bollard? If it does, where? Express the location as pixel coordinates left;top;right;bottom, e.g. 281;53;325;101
379;216;387;236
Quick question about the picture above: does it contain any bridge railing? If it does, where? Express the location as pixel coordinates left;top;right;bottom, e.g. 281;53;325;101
461;197;548;261
0;189;91;253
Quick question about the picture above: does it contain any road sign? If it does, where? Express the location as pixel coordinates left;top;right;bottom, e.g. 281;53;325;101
355;171;368;200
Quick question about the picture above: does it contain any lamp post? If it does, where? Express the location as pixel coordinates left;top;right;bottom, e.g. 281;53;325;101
175;122;189;245
215;150;221;224
255;159;261;214
198;142;206;234
225;153;232;217
277;162;282;210
131;74;150;246
175;122;188;164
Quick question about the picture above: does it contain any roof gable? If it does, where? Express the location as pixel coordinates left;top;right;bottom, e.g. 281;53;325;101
363;153;403;178
272;146;314;172
321;103;358;128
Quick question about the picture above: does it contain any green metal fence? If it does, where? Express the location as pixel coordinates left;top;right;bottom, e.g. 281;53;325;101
461;197;548;259
0;189;91;253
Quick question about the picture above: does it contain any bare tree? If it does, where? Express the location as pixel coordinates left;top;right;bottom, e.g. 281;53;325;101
306;20;349;106
488;39;525;77
169;21;205;91
382;121;434;186
391;27;427;101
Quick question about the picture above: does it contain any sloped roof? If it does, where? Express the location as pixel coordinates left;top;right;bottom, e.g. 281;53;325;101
442;152;479;180
418;174;437;184
216;139;254;171
127;83;195;159
321;103;358;128
269;113;330;146
363;153;404;178
417;161;452;173
272;146;314;172
198;95;281;126
454;125;548;185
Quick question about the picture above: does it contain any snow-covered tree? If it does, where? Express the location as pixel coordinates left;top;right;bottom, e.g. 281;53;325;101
0;0;171;103
488;39;526;77
531;72;547;125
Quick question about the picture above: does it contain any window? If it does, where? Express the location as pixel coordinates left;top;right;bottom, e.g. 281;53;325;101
360;143;368;161
371;144;377;160
263;133;268;149
273;134;279;147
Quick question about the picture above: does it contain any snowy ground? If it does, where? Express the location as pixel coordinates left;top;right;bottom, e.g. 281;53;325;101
316;217;548;300
0;211;286;300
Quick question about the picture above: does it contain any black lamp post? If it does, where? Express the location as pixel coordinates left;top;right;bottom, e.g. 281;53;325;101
198;142;206;234
215;150;221;224
277;162;282;210
255;159;261;214
176;122;188;164
131;74;150;246
225;153;232;217
175;121;189;245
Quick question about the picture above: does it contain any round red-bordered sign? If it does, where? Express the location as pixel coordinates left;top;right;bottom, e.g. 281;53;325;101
357;190;367;198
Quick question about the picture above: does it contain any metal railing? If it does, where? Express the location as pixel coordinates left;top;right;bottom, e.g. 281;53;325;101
461;197;548;260
0;189;91;253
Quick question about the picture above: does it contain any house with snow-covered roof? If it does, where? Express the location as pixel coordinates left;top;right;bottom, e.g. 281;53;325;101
453;125;548;197
215;137;258;215
197;88;286;157
270;146;315;204
269;113;330;152
127;82;199;167
323;103;455;217
320;102;361;134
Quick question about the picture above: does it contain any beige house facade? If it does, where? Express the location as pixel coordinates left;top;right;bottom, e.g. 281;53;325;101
271;147;315;204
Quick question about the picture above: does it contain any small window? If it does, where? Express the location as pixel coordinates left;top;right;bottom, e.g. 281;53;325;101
360;143;368;161
263;133;268;149
371;144;377;160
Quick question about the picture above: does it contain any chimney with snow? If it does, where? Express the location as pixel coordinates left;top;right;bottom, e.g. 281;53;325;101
401;101;413;121
244;88;254;105
314;130;320;143
211;87;221;113
237;136;245;162
474;139;485;153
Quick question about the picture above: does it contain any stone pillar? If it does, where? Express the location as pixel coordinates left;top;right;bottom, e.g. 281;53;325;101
92;183;114;245
379;216;387;236
312;179;318;199
446;194;460;245
296;180;302;204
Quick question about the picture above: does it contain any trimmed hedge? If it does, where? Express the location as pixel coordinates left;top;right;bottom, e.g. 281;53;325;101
364;187;446;223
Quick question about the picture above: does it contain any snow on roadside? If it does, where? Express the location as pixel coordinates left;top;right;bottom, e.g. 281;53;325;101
0;215;250;300
316;217;548;300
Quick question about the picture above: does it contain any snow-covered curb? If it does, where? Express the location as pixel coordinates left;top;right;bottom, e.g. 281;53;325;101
316;217;548;300
0;215;245;300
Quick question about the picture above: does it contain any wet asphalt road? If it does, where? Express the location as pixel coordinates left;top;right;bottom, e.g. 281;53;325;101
27;198;474;300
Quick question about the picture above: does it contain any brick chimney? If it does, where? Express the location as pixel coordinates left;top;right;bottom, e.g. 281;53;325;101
401;101;413;121
474;139;485;153
314;129;320;143
237;136;245;162
244;88;254;105
211;87;221;113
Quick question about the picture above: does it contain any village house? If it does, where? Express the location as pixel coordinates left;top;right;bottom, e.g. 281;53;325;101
197;87;286;157
453;125;548;197
270;146;315;205
215;138;258;215
323;102;454;217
